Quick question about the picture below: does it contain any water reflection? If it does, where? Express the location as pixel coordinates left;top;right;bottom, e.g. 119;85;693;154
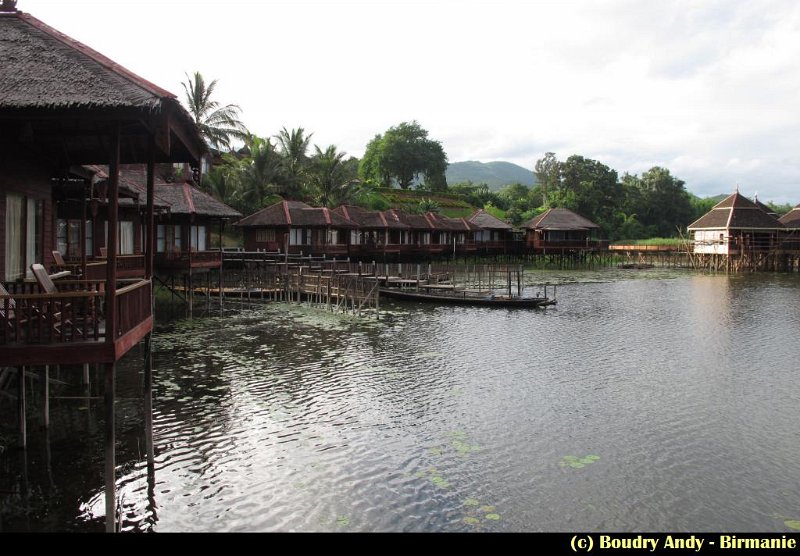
2;271;800;531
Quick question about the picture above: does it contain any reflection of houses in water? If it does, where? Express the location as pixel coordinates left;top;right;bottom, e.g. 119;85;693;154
687;191;797;271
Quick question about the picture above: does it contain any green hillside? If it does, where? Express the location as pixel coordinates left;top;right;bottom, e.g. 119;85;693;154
446;161;536;190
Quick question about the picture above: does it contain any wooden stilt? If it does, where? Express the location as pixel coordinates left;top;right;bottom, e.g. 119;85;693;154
105;362;116;533
44;365;50;429
18;366;26;449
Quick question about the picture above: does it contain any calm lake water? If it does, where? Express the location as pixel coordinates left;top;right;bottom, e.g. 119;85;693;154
2;269;800;532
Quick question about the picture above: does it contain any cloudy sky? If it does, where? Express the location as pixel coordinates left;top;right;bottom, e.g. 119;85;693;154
31;0;800;203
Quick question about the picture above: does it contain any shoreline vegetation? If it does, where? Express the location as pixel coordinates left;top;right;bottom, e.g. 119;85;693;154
187;73;792;249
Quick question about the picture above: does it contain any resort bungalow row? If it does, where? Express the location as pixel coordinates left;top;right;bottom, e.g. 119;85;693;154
235;201;606;260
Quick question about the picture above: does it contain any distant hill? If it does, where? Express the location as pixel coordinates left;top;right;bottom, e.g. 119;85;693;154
446;161;536;190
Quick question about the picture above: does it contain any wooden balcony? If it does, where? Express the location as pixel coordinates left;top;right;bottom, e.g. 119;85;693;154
529;239;609;251
84;255;146;280
0;279;153;366
155;250;222;271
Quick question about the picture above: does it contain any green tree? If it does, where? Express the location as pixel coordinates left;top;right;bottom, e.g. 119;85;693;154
359;121;448;190
534;152;561;207
181;71;249;151
237;135;283;213
306;145;360;207
275;127;313;199
635;167;693;237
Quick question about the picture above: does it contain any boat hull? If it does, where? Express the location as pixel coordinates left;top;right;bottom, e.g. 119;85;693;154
379;288;555;308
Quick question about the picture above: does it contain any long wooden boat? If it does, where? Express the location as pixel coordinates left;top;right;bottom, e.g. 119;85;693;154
379;287;555;308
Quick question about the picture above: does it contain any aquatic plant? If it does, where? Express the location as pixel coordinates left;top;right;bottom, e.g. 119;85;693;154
559;454;600;469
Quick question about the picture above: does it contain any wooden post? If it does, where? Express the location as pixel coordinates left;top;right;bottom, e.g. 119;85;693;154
106;122;120;343
144;333;155;479
18;366;26;448
145;139;155;280
105;363;116;533
43;365;50;429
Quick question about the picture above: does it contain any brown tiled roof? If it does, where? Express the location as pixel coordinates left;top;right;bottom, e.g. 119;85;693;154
425;213;481;232
236;200;356;228
387;209;434;230
334;205;408;230
524;208;600;230
468;209;512;230
778;205;800;229
688;192;784;230
87;165;240;218
154;182;242;219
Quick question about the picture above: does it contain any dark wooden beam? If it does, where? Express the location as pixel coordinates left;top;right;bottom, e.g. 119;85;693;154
106;122;120;342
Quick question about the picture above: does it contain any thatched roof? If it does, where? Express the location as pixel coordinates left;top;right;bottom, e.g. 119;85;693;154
688;192;784;230
778;204;800;229
0;9;206;165
334;205;408;230
386;209;435;230
524;208;600;230
236;200;356;228
152;182;241;219
425;213;481;232
468;209;512;230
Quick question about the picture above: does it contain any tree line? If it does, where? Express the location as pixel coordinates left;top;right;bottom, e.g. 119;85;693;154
184;71;770;241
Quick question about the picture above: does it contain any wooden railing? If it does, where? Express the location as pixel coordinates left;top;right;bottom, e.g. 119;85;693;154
85;255;146;280
1;281;104;345
115;279;152;339
155;250;222;269
0;279;151;347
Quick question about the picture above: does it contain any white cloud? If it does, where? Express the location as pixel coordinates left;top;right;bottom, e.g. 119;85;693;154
28;0;800;203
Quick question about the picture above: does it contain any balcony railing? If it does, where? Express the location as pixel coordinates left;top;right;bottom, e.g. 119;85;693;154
84;255;146;280
155;250;222;270
0;279;151;349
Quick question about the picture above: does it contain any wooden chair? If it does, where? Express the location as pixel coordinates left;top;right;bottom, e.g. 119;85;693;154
51;250;74;278
31;263;82;338
99;247;107;258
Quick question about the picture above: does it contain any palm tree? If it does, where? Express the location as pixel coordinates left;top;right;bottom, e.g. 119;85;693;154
238;135;283;212
307;145;360;208
182;71;249;151
275;127;313;199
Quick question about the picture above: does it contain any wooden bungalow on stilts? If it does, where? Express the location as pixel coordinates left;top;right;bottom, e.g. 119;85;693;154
687;191;785;272
524;208;606;253
0;5;206;532
468;209;514;256
333;205;409;260
236;200;356;257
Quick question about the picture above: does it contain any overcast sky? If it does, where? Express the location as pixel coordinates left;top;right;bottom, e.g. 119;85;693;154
30;0;800;203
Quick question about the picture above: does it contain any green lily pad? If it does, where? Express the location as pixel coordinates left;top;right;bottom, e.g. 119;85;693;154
429;447;443;456
569;462;586;469
449;430;467;439
337;516;350;527
430;476;450;489
785;520;800;530
463;516;480;525
464;498;480;507
480;505;496;513
485;513;501;521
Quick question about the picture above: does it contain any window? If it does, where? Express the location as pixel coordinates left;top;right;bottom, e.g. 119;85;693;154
191;225;207;251
157;225;166;253
255;229;276;243
289;228;310;246
119;221;134;255
173;225;182;252
4;194;43;280
327;229;339;245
